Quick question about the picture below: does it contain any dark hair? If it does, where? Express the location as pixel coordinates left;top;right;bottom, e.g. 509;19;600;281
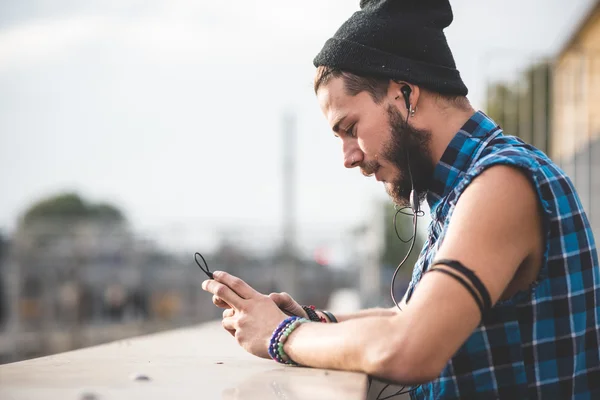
314;65;389;104
314;65;471;110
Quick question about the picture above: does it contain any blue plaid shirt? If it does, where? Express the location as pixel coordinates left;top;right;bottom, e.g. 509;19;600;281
406;111;600;399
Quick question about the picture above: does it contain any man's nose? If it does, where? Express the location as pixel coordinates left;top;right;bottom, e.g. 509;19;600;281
343;143;363;169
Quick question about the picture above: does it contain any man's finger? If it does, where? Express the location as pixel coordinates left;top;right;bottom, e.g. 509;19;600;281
202;279;245;310
222;317;237;331
213;271;260;299
223;308;235;319
213;295;231;309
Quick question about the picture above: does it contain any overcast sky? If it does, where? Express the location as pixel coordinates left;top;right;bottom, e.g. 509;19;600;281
0;0;595;255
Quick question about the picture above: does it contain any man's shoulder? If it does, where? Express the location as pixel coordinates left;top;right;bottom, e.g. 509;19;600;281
469;136;569;188
477;136;548;169
455;137;573;218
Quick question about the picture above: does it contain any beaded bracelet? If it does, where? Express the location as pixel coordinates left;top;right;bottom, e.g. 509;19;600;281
268;316;297;363
276;319;305;365
268;316;310;365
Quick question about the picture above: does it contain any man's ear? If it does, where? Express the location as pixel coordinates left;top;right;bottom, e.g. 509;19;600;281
390;81;420;112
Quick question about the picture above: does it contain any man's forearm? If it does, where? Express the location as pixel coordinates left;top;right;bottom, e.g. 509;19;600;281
320;306;398;322
283;314;420;383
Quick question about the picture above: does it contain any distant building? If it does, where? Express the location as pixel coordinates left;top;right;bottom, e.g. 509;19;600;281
552;0;600;239
12;218;134;326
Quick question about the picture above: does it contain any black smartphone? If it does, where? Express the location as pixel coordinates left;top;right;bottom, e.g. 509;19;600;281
194;252;213;279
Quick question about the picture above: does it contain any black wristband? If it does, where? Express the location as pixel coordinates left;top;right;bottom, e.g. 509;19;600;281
320;310;338;323
301;305;323;322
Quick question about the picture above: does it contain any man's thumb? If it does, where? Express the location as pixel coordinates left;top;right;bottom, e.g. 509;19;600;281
269;292;301;314
269;292;290;307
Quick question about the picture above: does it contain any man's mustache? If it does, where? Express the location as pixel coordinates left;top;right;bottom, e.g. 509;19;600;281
360;161;380;177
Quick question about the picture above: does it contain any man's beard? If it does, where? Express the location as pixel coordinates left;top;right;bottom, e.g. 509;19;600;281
362;105;434;207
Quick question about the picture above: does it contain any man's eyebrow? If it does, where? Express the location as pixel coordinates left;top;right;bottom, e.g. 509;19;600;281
332;114;347;134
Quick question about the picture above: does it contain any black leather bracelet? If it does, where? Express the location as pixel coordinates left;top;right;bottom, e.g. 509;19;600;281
320;310;338;323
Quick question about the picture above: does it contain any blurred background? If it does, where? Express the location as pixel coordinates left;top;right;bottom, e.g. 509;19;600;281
0;0;599;365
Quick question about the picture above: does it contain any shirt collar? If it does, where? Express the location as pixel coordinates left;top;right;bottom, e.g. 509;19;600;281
426;111;501;214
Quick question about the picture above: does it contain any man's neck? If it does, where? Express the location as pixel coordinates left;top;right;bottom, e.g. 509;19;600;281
428;107;477;166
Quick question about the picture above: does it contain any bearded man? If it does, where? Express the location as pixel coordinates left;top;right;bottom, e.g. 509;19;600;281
202;1;600;398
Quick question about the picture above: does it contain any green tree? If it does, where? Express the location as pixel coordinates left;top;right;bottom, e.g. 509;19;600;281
486;82;513;130
21;193;125;226
485;62;552;155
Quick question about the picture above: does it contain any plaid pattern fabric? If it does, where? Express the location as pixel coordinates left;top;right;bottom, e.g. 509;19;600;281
406;111;600;399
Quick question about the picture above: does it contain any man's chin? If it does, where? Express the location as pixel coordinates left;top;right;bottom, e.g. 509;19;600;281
384;182;410;207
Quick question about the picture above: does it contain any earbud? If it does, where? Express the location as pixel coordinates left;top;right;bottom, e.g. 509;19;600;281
410;189;420;214
393;84;420;215
400;85;419;214
400;85;412;112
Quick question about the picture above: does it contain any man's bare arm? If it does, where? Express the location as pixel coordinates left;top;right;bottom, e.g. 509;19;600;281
283;166;543;384
328;306;399;322
264;286;406;322
327;293;406;322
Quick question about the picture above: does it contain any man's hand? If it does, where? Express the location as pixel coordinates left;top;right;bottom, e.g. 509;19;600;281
212;286;308;319
202;271;288;359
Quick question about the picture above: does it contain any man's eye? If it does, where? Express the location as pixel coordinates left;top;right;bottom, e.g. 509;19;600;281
347;124;357;137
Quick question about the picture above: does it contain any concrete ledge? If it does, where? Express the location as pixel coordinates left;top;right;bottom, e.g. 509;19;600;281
0;321;367;400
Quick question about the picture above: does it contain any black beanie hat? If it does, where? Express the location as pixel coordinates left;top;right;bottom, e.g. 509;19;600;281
313;0;468;96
